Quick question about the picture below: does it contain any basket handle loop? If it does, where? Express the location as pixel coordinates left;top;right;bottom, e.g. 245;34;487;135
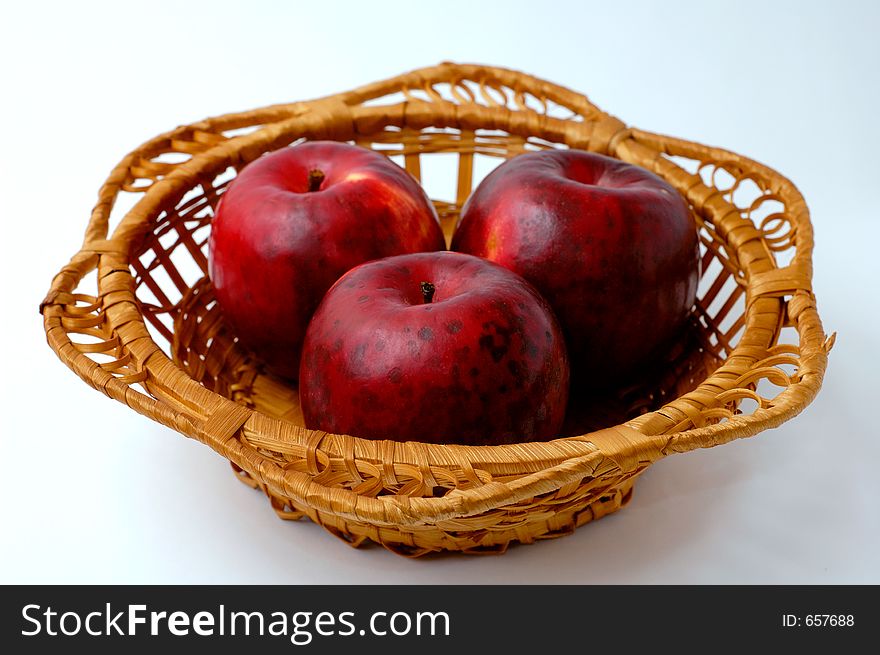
197;401;253;446
583;425;665;473
746;263;813;309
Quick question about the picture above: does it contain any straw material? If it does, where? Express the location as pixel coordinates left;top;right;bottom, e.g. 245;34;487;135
41;63;831;556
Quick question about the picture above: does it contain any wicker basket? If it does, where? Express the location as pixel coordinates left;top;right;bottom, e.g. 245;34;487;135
41;63;831;556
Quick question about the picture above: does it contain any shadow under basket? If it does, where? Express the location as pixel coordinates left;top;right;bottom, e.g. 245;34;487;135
41;62;832;556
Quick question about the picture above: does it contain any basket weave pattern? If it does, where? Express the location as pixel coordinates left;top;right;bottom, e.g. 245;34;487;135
41;63;831;555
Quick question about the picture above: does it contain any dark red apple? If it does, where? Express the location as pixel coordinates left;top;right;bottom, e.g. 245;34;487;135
208;141;446;380
298;251;569;445
451;150;699;384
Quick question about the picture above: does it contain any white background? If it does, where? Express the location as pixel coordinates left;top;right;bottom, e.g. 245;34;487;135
2;0;878;584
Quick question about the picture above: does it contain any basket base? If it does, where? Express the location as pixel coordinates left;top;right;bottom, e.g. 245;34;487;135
231;463;638;557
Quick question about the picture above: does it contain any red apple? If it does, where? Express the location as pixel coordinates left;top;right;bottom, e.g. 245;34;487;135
298;251;570;445
451;150;699;384
209;141;446;380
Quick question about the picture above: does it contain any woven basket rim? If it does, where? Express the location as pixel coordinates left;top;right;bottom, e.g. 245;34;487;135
41;62;831;526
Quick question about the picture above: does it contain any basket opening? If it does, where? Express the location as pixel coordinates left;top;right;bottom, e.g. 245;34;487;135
122;127;786;439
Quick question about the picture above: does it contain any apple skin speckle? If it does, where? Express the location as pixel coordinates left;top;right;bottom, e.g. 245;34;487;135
299;252;570;446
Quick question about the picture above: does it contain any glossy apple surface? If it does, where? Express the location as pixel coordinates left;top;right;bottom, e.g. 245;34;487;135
208;141;446;380
299;251;570;445
451;150;699;383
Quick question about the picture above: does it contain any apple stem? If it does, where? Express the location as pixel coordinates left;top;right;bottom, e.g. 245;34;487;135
307;169;325;192
420;281;435;304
